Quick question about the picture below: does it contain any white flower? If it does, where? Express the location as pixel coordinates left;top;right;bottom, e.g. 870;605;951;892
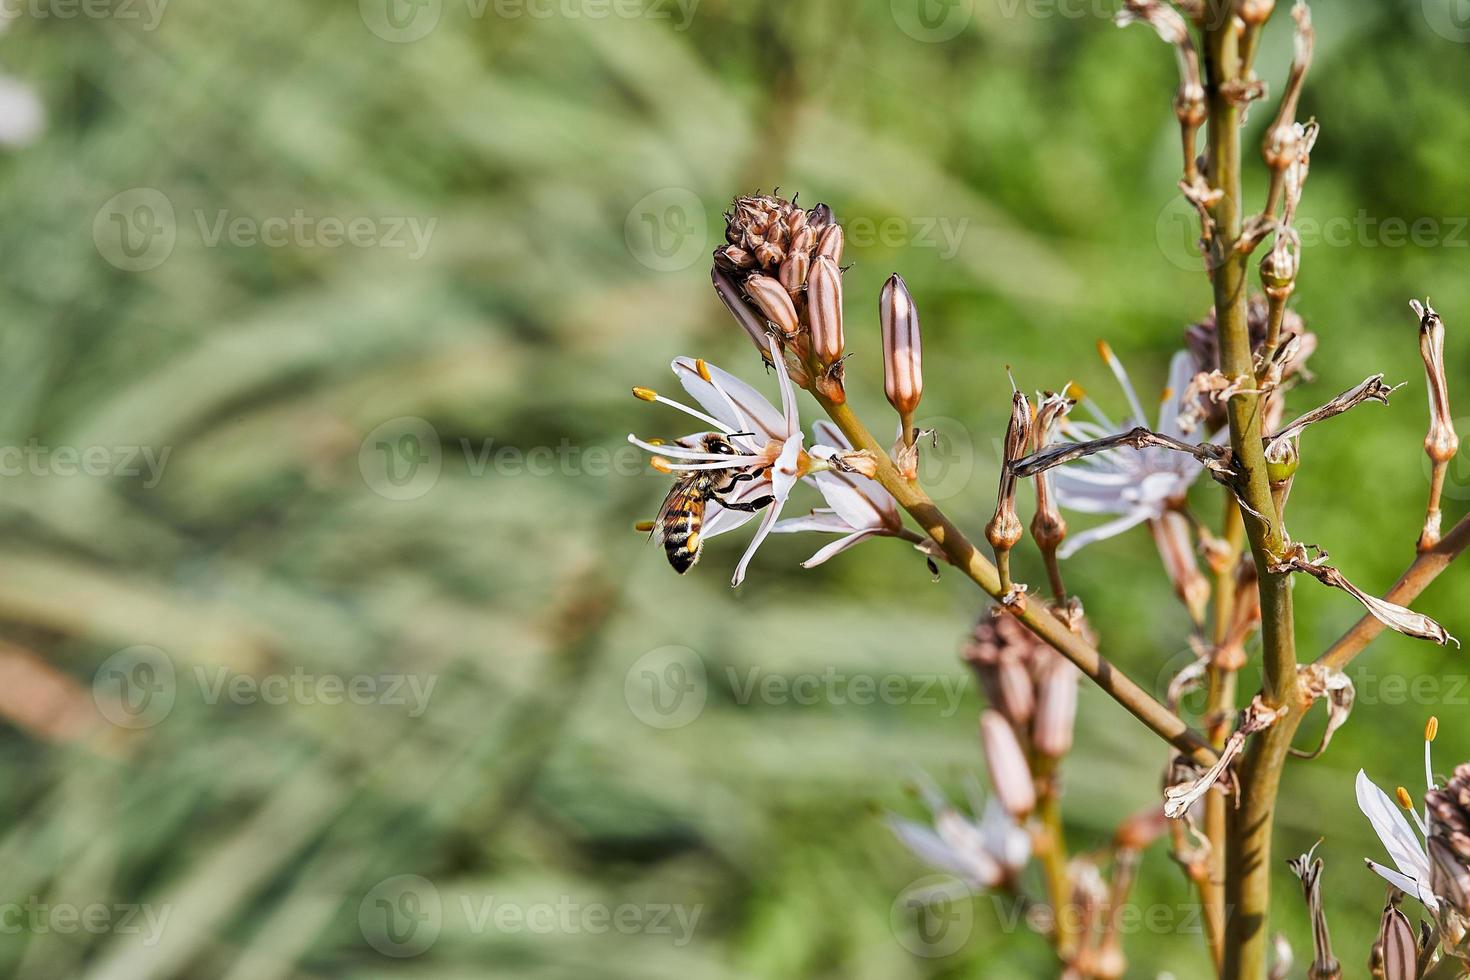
1358;725;1443;912
771;421;904;567
886;773;1030;889
1050;345;1205;557
628;337;840;586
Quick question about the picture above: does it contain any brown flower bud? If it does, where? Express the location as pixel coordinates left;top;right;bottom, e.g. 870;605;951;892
816;224;844;263
1413;300;1458;464
808;256;844;365
778;249;809;299
1032;658;1079;759
962;618;1037;726
880;274;923;421
979;709;1035;819
744;274;800;336
711;268;773;359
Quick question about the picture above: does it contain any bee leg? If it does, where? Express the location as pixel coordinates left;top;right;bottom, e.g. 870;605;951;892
717;495;774;513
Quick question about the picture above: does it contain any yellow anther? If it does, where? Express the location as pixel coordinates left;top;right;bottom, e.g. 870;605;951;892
1427;716;1440;742
650;457;673;474
632;386;658;402
695;359;712;382
1160;387;1174;403
1396;786;1415;810
633;520;655;533
1064;380;1086;401
1096;339;1115;363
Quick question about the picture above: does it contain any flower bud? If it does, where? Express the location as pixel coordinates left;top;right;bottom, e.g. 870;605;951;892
880;274;923;421
1413;300;1458;464
744;274;800;336
816;224;844;263
1032;658;1078;759
711;267;773;358
979;709;1035;819
808;256;844;365
986;390;1031;555
778;249;809;299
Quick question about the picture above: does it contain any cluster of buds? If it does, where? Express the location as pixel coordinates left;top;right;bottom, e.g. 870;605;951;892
1426;764;1470;919
712;195;846;397
964;612;1081;791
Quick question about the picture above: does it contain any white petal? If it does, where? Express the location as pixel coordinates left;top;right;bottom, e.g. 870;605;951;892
772;510;852;535
672;356;784;443
886;816;1000;886
1157;350;1198;439
1055;508;1154;558
800;529;879;567
731;494;785;587
980;797;1032;871
812;471;891;531
702;503;759;540
1356;771;1432;882
770;433;803;503
811;420;852;451
767;336;800;438
1365;860;1441;913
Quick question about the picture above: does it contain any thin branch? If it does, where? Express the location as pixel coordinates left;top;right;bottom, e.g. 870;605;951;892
816;394;1219;766
1011;425;1233;479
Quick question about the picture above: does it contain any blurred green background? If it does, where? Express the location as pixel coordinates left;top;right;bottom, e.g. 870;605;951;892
0;0;1467;975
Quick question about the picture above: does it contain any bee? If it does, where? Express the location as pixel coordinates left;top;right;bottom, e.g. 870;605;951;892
652;433;772;574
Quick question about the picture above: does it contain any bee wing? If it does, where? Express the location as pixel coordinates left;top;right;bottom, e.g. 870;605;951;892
651;477;704;545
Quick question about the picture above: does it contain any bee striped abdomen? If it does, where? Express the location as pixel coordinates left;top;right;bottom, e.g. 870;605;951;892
655;477;710;574
662;503;704;574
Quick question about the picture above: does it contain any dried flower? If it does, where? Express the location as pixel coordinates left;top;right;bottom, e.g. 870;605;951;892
887;772;1031;889
880;273;923;435
1286;841;1340;980
1270;543;1456;647
1412;299;1458;551
980;709;1036;819
987;388;1032;602
1425;762;1470;916
1164;696;1286;819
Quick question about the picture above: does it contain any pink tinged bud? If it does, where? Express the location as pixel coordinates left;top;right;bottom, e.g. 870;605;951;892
790;225;816;257
808;256;844;364
779;250;809;298
744;275;800;336
1375;905;1417;980
711;268;772;357
991;653;1036;727
979;709;1035;818
1032;660;1078;759
816;224;844;263
880;274;923;419
1149;512;1210;625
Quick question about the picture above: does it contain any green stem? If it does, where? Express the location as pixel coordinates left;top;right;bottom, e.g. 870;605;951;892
816;395;1218;766
1203;3;1301;975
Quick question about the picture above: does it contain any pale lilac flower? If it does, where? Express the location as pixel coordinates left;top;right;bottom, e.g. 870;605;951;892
628;337;841;586
886;772;1030;889
772;421;903;567
1050;345;1205;557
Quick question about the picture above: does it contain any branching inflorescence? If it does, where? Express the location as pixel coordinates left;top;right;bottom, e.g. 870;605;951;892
623;3;1466;976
